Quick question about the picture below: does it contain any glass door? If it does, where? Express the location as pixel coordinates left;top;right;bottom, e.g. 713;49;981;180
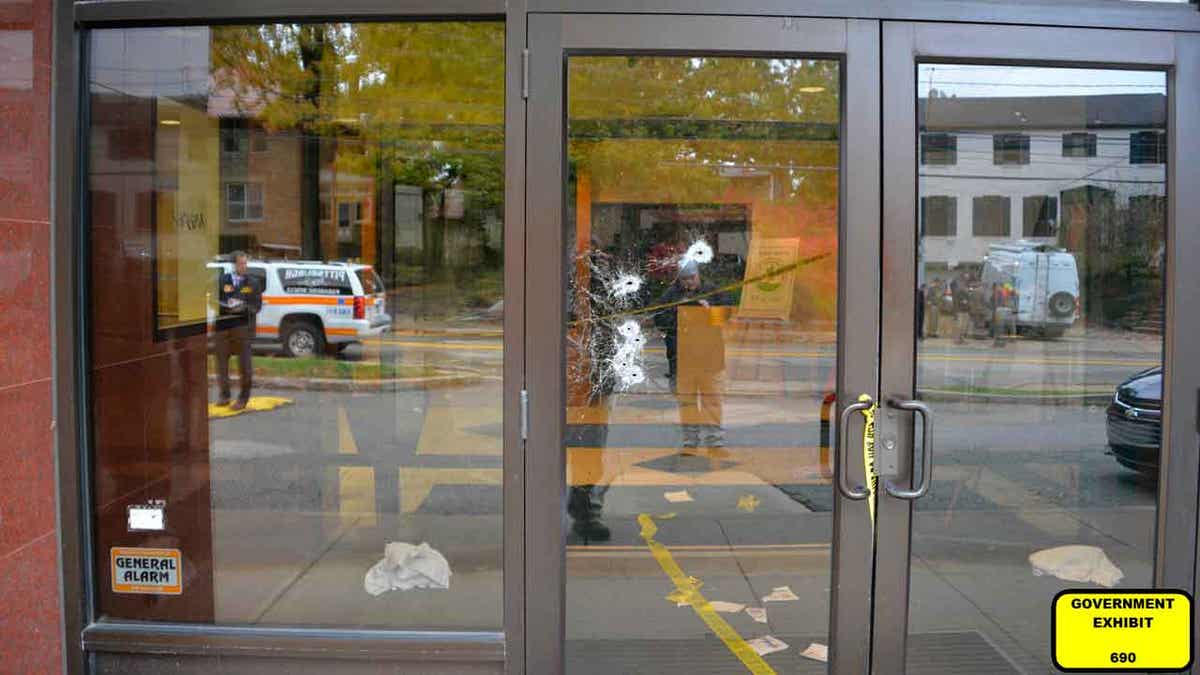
876;23;1200;675
526;14;882;675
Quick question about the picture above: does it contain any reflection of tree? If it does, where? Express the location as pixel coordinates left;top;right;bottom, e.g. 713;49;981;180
210;23;506;271
1061;186;1165;328
568;57;842;326
569;56;839;124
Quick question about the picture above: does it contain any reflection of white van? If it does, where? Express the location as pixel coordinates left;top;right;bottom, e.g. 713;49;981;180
207;260;390;356
980;241;1079;338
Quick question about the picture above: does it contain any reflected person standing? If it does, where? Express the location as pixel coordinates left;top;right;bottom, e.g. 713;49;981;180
215;252;263;411
653;258;729;451
951;270;973;344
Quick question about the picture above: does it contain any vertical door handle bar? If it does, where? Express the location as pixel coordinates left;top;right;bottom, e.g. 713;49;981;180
836;398;873;500
884;398;933;500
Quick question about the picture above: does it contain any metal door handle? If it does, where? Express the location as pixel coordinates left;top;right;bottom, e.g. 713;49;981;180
836;397;873;500
884;398;933;500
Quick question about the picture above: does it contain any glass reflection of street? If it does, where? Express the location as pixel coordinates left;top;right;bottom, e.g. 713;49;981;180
87;21;508;630
907;65;1167;674
563;55;842;674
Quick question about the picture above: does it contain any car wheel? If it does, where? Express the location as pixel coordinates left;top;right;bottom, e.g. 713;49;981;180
1047;291;1075;318
282;320;324;357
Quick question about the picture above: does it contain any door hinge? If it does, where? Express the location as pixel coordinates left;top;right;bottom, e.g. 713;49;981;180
521;48;529;100
520;389;529;440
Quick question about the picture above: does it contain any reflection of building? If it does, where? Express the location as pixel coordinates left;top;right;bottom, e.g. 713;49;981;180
918;93;1167;272
90;30;504;291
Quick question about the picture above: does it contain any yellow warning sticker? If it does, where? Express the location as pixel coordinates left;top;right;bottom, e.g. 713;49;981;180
1053;589;1192;671
111;547;183;595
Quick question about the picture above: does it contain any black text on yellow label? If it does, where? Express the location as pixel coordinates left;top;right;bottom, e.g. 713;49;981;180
1053;589;1192;671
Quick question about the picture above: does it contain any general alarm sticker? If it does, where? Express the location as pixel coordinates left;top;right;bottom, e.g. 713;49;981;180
111;547;183;595
1052;589;1192;671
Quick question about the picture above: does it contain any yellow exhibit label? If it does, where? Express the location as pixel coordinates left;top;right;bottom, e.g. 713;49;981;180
1053;590;1192;671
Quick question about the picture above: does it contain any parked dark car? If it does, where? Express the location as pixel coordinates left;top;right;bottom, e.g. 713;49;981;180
1106;367;1162;474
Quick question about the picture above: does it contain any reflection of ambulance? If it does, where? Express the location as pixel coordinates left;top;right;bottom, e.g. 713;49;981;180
207;259;391;356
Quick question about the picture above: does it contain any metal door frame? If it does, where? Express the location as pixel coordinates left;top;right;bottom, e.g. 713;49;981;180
524;13;882;674
876;21;1200;675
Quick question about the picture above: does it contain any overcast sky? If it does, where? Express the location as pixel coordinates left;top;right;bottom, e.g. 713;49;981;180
919;64;1168;99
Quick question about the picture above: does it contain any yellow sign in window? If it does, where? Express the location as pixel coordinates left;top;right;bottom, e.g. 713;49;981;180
1053;590;1192;671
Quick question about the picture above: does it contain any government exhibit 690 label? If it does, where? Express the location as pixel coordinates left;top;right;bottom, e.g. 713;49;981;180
1052;589;1192;671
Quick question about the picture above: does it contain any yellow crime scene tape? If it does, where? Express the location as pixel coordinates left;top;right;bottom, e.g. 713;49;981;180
637;513;777;675
859;394;878;528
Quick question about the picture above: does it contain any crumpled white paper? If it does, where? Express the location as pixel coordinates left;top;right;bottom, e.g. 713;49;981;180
1029;545;1123;588
364;542;451;595
800;642;829;662
746;635;789;656
762;585;799;602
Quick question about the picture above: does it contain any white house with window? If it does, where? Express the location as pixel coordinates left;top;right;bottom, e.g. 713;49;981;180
918;93;1167;270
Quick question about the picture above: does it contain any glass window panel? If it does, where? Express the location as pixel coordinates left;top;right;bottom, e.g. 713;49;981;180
1022;195;1058;237
993;133;1031;165
564;55;841;673
87;21;505;629
922;132;958;165
1131;130;1168;164
922;195;958;237
972;195;1011;236
914;63;1166;673
1062;132;1098;158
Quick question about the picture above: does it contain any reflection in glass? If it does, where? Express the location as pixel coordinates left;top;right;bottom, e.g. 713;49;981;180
87;22;504;628
912;65;1166;672
564;56;840;673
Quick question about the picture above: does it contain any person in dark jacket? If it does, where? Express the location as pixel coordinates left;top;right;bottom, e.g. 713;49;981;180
215;252;263;410
950;270;973;344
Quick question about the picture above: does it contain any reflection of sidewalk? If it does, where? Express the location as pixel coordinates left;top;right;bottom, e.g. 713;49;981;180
916;386;1116;405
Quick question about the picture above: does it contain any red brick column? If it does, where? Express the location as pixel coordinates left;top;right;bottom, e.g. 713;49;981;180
0;0;63;672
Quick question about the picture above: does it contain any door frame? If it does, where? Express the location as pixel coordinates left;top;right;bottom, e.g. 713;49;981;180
875;21;1200;675
523;13;882;674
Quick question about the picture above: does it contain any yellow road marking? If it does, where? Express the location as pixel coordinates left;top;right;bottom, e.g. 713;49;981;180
337;466;376;528
337;406;358;455
367;338;1156;369
397;467;502;514
567;446;829;487
208;396;293;419
415;406;502;456
570;543;829;552
637;514;776;674
370;339;504;351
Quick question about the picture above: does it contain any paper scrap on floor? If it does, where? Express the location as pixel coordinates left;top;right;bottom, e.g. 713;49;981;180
762;585;799;602
364;542;451;595
736;494;760;512
801;642;829;662
706;601;745;613
746;607;768;623
747;635;789;656
1028;545;1123;588
664;490;693;503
